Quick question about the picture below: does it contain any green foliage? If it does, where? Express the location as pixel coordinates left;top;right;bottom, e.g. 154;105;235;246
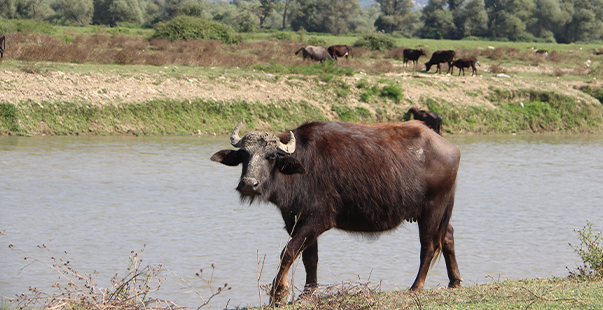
426;89;603;133
307;36;328;46
152;15;242;44
353;34;396;51
0;19;56;34
0;103;21;133
379;84;404;103
271;31;293;41
332;105;372;122
569;221;603;278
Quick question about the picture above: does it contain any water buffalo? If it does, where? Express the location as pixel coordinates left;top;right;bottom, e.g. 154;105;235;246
452;57;479;76
408;107;443;135
425;50;455;74
403;48;427;67
211;121;462;306
328;45;353;60
535;49;548;55
295;45;333;63
0;34;5;59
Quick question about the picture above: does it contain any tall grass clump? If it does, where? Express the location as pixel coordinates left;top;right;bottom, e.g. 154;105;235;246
152;16;242;44
569;220;603;279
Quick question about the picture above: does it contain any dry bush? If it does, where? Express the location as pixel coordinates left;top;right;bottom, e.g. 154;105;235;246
385;47;406;60
369;60;394;74
572;65;589;75
482;47;520;60
114;50;140;65
551;68;565;76
86;34;112;48
490;63;507;73
1;232;230;309
455;48;480;59
149;38;171;51
547;50;564;62
293;281;383;310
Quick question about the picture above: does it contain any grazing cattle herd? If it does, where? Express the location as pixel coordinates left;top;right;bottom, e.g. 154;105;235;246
212;121;462;305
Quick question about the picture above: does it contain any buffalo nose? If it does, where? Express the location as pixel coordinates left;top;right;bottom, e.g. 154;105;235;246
237;177;259;194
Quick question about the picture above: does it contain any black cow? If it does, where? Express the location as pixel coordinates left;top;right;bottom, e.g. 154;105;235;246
0;34;5;59
535;49;548;55
452;57;479;76
403;48;427;67
295;45;334;63
425;50;455;74
408;107;443;135
211;121;462;306
328;45;353;60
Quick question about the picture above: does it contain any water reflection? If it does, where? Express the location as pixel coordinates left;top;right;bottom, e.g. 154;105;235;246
1;134;602;308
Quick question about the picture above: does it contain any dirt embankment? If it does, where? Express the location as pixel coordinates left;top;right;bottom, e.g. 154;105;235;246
1;68;599;112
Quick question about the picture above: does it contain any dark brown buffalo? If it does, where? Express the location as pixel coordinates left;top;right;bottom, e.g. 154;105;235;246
535;49;548;55
452;57;479;76
408;107;443;135
403;48;427;66
0;34;5;59
328;45;353;60
425;50;455;74
295;45;334;63
211;121;462;306
594;50;603;55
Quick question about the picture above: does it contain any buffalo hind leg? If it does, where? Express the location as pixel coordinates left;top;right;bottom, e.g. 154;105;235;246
442;224;463;288
270;227;321;306
410;218;440;291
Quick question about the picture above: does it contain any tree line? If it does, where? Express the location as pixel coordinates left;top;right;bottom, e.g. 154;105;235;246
1;0;602;43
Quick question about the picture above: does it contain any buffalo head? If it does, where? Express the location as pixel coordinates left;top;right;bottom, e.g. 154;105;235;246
210;123;306;198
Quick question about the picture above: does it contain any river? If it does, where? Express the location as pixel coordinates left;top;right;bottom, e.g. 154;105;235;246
1;134;602;309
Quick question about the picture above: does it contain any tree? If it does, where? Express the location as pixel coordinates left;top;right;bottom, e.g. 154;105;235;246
420;0;455;39
460;0;488;37
374;0;414;33
54;0;93;25
258;0;279;28
322;0;361;34
485;0;535;40
528;0;566;41
0;0;16;18
93;0;143;26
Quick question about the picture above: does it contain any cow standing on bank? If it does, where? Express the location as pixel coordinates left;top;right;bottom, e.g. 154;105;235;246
295;45;333;63
211;121;463;306
328;45;353;61
0;34;5;59
425;50;455;74
408;107;443;135
403;48;427;67
452;57;479;76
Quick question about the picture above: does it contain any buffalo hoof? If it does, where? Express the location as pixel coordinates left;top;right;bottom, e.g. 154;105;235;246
448;279;463;288
269;286;290;307
298;284;318;300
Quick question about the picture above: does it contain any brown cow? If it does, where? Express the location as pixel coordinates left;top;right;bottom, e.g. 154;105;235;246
295;45;334;63
211;121;462;306
403;48;427;67
0;34;5;59
425;50;455;74
408;107;443;135
328;45;353;60
452;57;479;76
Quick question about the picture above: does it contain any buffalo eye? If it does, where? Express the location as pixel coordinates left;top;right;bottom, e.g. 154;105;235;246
266;153;277;162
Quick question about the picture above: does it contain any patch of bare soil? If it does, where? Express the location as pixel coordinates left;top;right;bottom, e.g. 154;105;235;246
1;68;599;114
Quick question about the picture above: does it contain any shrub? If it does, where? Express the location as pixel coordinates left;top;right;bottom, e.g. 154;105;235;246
307;36;328;46
380;84;404;103
271;31;293;41
152;16;242;44
0;19;56;34
569;220;603;279
353;34;396;52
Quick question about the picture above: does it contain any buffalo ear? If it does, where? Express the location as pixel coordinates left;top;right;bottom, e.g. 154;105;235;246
277;157;306;175
210;150;242;166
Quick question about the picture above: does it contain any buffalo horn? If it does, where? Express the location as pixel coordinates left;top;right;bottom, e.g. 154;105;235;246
230;122;244;147
277;131;296;155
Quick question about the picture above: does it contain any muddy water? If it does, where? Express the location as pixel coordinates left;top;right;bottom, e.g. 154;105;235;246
1;134;602;309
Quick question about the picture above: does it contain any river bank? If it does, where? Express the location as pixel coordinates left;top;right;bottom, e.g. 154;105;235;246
1;61;603;135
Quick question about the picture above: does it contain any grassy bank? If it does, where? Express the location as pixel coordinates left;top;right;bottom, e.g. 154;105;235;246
1;89;602;136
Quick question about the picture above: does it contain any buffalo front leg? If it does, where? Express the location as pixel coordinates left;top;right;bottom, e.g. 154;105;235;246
270;228;320;306
442;224;463;288
299;241;318;298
